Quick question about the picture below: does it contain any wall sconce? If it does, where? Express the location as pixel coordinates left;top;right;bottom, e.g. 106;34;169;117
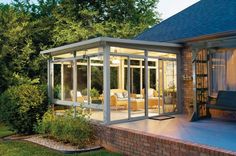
183;74;193;81
111;49;120;65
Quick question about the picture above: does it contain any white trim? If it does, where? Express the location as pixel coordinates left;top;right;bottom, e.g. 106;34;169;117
87;58;91;104
40;37;182;55
127;57;131;119
52;99;103;110
144;50;149;117
61;63;64;100
73;54;77;117
103;45;110;124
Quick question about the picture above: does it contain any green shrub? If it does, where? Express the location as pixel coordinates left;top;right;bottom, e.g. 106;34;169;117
37;109;94;147
53;85;61;99
0;84;49;134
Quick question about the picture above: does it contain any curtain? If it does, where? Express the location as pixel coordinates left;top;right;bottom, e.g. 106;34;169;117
226;49;236;90
211;49;236;95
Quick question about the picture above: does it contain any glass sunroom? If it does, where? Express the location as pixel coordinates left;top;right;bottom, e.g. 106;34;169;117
41;37;182;124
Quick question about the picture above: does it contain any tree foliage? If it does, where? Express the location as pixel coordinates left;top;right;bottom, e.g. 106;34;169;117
0;0;160;93
52;0;160;45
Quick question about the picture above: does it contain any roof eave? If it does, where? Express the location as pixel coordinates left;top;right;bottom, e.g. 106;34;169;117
168;30;236;44
40;37;182;56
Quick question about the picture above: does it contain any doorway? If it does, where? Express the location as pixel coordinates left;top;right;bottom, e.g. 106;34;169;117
148;58;177;117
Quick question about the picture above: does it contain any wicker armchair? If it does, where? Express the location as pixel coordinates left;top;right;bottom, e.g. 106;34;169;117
141;88;162;108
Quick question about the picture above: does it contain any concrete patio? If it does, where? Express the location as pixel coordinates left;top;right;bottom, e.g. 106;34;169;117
111;115;236;153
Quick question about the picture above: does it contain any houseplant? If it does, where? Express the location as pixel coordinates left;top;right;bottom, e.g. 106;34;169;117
164;81;176;104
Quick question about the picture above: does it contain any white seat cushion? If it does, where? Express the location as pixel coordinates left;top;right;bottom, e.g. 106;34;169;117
77;91;82;97
70;90;83;98
115;92;124;98
148;89;154;97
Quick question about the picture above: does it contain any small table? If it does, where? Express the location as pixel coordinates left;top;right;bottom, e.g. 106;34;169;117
130;99;145;111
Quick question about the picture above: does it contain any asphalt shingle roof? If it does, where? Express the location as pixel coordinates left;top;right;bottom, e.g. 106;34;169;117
135;0;236;43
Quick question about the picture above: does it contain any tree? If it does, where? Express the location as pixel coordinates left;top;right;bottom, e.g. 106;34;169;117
0;1;58;92
0;4;34;92
52;0;160;45
0;0;160;93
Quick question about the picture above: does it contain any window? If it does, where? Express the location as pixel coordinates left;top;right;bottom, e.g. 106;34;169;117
210;49;236;96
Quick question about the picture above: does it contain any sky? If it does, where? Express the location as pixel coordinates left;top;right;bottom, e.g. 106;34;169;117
158;0;200;20
1;0;200;20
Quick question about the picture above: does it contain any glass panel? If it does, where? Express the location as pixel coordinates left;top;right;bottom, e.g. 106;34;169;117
150;69;157;89
130;60;140;65
76;47;103;57
76;59;88;104
162;60;177;113
53;53;74;60
142;61;156;66
226;49;236;90
63;61;74;101
89;56;104;121
210;49;236;96
147;59;161;117
130;58;145;118
131;68;141;94
53;63;62;100
110;67;118;89
110;47;144;55
110;56;128;121
148;51;176;58
53;61;73;101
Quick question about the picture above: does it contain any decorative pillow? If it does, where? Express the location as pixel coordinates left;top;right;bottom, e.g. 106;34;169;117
77;91;82;97
115;92;124;99
148;89;154;97
123;92;128;98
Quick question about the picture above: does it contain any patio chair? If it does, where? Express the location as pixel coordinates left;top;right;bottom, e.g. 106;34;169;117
110;89;129;110
206;91;236;117
141;88;162;108
70;90;86;104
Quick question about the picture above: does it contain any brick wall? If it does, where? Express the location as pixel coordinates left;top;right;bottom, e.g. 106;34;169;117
93;123;236;156
182;48;194;115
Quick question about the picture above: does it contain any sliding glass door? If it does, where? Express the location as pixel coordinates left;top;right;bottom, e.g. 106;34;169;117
160;59;177;114
147;58;177;117
110;55;129;121
110;55;146;121
109;52;178;122
129;57;145;118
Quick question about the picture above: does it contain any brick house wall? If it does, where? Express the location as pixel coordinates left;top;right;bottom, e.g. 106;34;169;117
182;48;193;115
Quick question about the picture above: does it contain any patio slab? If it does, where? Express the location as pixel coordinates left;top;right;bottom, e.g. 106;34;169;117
111;115;236;152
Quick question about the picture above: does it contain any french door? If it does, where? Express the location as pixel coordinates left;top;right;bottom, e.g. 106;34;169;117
110;54;146;122
148;58;177;117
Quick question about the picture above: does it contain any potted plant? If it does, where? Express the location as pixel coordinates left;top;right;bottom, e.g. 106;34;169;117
187;99;194;115
90;88;102;104
164;81;176;104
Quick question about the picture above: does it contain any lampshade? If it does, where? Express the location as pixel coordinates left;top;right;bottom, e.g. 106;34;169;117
112;59;120;65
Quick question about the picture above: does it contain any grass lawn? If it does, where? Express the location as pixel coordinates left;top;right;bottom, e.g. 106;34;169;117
0;124;121;156
0;124;15;138
0;141;120;156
